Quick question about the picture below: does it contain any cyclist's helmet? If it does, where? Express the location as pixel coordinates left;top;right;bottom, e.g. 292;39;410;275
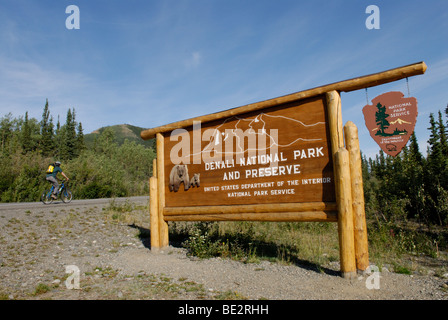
55;161;61;166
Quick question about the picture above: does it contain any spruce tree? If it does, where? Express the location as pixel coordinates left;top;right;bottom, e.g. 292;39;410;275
438;110;448;156
76;122;85;154
40;99;54;156
409;132;423;165
60;108;77;160
54;116;62;159
0;113;14;155
21;112;32;153
427;113;443;176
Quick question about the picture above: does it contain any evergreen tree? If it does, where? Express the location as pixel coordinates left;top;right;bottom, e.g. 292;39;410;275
445;103;448;127
438;110;448;189
60;108;77;160
40;99;54;156
373;149;386;178
421;112;448;225
438;110;448;156
76;122;86;153
54;115;62;159
21;112;32;153
427;113;443;176
409;132;423;165
0;113;14;155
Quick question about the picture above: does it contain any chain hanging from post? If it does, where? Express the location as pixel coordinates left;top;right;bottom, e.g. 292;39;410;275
406;77;411;97
365;88;369;105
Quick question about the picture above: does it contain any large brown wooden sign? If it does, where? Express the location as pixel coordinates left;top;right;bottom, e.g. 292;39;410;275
141;62;427;278
164;95;335;208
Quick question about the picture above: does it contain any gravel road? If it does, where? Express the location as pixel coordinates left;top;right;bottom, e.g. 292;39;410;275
0;196;447;301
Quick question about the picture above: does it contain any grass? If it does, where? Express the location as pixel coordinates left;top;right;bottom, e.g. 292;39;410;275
102;198;149;227
169;219;448;275
170;221;341;270
16;269;223;300
32;283;51;296
367;219;448;273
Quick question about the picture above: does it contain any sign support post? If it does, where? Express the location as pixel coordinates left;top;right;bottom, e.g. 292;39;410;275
327;90;357;278
149;159;160;250
344;121;370;272
156;132;169;249
334;147;357;279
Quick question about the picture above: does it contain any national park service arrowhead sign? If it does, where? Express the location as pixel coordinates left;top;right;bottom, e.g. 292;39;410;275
362;91;418;157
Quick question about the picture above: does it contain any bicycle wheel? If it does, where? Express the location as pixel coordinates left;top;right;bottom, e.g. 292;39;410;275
61;189;73;203
41;190;54;204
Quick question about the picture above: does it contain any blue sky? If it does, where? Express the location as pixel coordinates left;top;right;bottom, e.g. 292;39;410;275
0;0;447;159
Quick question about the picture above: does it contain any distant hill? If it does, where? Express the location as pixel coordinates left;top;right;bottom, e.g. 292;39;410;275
85;124;154;149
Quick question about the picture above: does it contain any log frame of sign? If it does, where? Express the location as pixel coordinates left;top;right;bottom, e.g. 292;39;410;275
145;62;427;278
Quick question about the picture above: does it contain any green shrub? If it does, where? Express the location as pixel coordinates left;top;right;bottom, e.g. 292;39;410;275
183;223;227;259
32;283;50;296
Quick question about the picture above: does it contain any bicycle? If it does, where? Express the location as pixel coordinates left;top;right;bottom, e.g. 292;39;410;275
41;179;73;204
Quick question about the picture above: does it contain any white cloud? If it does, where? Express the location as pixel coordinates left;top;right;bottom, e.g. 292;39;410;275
185;51;202;69
0;57;87;112
0;55;119;132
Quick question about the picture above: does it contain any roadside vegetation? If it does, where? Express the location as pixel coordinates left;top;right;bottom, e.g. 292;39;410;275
0;100;155;202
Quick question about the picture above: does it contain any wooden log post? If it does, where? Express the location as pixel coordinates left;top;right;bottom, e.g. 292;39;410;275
149;159;160;251
326;90;344;161
156;133;169;248
164;202;338;222
344;121;370;272
334;148;357;279
327;90;356;278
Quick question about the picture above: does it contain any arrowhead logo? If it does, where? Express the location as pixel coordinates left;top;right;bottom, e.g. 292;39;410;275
362;91;418;157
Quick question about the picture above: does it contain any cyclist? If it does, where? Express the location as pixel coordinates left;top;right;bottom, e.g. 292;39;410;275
45;161;69;199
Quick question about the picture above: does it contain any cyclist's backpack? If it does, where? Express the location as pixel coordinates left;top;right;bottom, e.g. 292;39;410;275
46;164;55;174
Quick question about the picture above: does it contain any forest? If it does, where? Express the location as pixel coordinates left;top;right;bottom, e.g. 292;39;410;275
363;107;448;228
0;99;447;231
0;100;155;202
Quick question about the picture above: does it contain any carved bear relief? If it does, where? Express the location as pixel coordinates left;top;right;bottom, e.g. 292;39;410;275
190;173;200;188
169;165;190;192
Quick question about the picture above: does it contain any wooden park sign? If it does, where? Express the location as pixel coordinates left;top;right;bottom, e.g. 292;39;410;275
165;95;335;208
141;62;427;278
